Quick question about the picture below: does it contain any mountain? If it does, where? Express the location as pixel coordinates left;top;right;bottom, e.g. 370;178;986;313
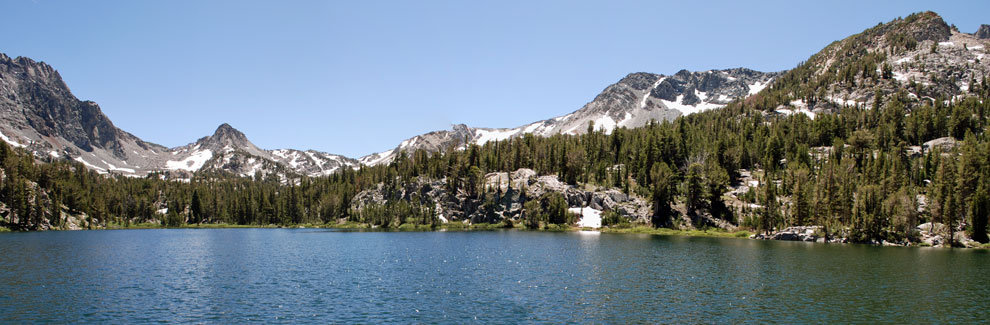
0;54;356;178
0;52;171;175
0;47;777;172
754;11;989;117
359;68;778;166
183;123;359;178
5;11;985;175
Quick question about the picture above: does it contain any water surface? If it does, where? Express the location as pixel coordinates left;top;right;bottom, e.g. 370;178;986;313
0;229;987;322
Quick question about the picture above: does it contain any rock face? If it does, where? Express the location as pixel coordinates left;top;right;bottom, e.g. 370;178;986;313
351;168;653;225
916;222;982;248
360;68;778;166
0;53;172;174
0;52;357;178
975;24;990;39
773;11;989;116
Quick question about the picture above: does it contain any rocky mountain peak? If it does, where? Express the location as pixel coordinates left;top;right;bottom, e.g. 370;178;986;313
0;52;139;159
896;11;951;43
751;11;988;119
976;24;990;39
200;123;252;149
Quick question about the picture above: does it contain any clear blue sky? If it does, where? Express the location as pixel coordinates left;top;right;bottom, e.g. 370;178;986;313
1;1;987;158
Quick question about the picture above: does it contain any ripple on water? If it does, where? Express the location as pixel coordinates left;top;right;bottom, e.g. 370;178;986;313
0;229;988;322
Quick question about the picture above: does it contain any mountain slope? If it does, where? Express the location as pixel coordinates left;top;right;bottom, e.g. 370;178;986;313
360;68;778;166
750;11;989;116
0;53;172;175
0;54;357;178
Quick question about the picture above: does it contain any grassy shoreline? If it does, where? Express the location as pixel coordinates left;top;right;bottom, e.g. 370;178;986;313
98;221;752;239
17;223;990;248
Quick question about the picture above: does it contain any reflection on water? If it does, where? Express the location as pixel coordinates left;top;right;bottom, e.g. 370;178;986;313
0;229;987;322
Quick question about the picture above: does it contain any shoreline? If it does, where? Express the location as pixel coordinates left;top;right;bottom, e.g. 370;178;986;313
5;222;988;249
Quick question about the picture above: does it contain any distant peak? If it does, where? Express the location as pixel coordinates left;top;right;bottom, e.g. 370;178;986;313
205;123;249;147
215;123;237;133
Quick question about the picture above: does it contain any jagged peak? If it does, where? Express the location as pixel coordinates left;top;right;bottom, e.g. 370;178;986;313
214;123;239;134
1;52;67;90
198;123;251;149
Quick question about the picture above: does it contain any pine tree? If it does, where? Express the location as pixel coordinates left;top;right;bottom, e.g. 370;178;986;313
684;163;705;213
970;189;989;243
650;162;675;227
190;190;203;224
760;181;779;235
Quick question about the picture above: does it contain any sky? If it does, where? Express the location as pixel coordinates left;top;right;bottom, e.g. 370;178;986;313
1;0;988;158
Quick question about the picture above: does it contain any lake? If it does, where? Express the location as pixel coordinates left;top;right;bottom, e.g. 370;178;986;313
0;228;988;323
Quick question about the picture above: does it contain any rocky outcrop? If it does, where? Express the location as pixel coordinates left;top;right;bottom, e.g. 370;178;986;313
917;222;983;248
751;222;985;248
975;24;990;39
922;137;958;153
351;168;654;225
751;226;845;243
775;11;988;114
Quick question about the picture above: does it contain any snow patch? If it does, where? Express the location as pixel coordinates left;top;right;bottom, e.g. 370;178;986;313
474;129;519;145
0;130;26;148
522;122;543;134
360;149;394;166
747;78;772;95
776;100;816;119
399;137;420;149
569;207;602;228
165;149;213;171
827;95;861;107
106;163;136;174
73;157;107;173
591;116;617;134
660;95;724;115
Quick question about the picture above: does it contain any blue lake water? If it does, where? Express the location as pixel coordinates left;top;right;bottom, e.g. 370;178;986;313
0;228;988;323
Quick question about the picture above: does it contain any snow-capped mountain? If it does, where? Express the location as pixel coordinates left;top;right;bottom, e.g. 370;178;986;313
169;124;359;178
0;53;356;178
359;68;778;166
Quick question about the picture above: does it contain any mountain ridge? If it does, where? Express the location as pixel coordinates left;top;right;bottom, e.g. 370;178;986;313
0;54;357;179
1;11;987;177
357;67;779;166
